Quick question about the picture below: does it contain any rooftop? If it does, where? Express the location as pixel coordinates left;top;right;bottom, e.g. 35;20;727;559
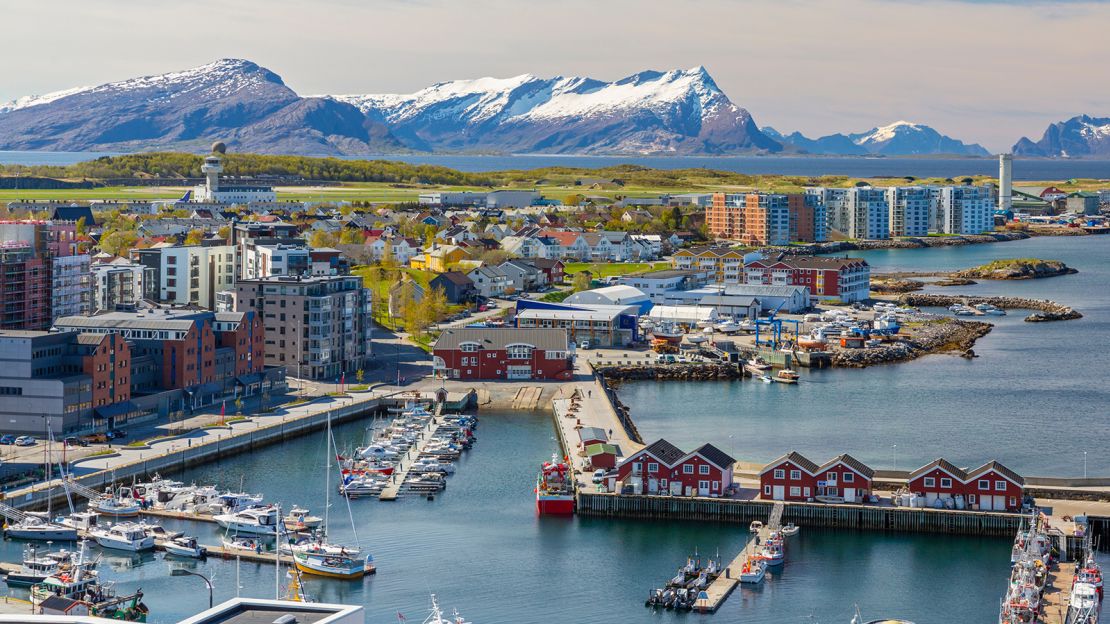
434;327;569;352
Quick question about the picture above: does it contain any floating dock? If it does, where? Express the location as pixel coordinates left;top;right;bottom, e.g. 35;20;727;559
379;402;447;502
1039;561;1076;624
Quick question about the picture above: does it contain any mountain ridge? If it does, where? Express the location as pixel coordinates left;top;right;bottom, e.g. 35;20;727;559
1012;114;1110;158
764;121;990;156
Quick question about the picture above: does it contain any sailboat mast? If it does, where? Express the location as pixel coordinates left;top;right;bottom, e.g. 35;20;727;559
323;410;331;535
274;503;281;599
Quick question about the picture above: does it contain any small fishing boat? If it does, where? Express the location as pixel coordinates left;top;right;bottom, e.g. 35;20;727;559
282;507;323;531
163;536;207;559
1065;582;1099;624
292;550;374;580
773;369;799;384
738;556;767;584
781;523;800;536
744;358;771;375
749;521;763;533
221;535;263;553
760;537;785;566
652;322;684;343
758;375;772;384
975;303;1006;316
5;543;91;587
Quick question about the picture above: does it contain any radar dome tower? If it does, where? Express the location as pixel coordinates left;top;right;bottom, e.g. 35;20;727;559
201;142;227;199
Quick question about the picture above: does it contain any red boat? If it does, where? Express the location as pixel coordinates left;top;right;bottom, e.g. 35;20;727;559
341;466;395;477
536;456;575;515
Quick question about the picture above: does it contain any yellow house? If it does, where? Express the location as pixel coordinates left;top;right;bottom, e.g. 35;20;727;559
671;247;746;283
409;244;469;272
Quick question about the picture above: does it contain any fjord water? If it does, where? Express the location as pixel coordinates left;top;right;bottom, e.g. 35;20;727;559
0;411;1009;624
622;235;1110;476
2;149;1110;180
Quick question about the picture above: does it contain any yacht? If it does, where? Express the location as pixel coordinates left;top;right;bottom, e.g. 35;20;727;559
4;543;92;587
715;320;742;334
91;487;142;517
738;556;767;584
213;505;280;536
5;514;79;541
88;522;155;552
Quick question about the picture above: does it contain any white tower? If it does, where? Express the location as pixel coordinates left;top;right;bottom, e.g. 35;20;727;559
200;141;227;200
998;153;1013;212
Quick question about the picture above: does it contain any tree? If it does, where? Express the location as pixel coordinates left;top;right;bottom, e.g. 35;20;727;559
565;193;584;206
426;286;449;324
98;230;139;257
572;272;592;292
75;217;88;237
355;369;364;384
339;228;364;245
217;225;231;241
477;249;514;266
309;229;338;248
669;205;683;229
960;177;975;186
183;229;205;245
380;240;396;269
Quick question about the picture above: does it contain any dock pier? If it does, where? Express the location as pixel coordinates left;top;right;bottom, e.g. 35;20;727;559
379;401;446;502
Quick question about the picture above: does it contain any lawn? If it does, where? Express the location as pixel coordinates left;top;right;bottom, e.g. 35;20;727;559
563;261;671;278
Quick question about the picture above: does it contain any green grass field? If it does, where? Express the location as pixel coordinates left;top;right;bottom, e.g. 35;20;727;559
562;261;670;278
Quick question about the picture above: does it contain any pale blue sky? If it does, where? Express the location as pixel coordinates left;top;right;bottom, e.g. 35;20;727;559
4;0;1108;151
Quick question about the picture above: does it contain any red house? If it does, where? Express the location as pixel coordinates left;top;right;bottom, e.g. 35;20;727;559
578;426;609;448
759;451;819;501
613;439;735;497
744;255;870;303
908;458;969;507
432;328;573;381
585;443;619;470
815;454;874;503
614;439;686;495
964;461;1024;512
531;258;566;284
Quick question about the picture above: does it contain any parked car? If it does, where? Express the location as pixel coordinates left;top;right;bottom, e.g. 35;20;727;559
63;436;89;447
592;469;606;484
14;436;36;446
579;340;591;350
656;354;677;364
0;434;15;445
81;433;108;444
106;429;127;440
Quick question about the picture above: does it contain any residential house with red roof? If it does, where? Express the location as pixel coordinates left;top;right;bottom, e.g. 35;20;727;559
759;451;819;501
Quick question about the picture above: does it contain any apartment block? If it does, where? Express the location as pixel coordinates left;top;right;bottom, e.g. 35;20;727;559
132;242;236;310
708;193;823;244
91;259;145;312
233;275;373;381
886;187;932;237
939;186;994;235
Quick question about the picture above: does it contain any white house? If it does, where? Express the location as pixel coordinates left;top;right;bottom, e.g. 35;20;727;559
467;265;512;298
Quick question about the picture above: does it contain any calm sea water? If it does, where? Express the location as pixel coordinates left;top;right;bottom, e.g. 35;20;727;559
2;149;1109;180
1;411;1011;624
621;236;1110;476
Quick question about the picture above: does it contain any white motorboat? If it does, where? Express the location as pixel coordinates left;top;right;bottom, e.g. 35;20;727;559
738;556;767;584
5;515;79;541
213;505;280;536
422;594;471;624
715;320;742;334
4;543;92;587
89;522;155;552
138;521;183;542
283;506;323;531
686;334;708;345
357;445;400;460
222;535;264;553
412;458;455;474
781;523;800;536
163;536;207;559
339;475;387;498
758;375;772;384
749;521;763;533
91;487;142;517
975;303;1006;316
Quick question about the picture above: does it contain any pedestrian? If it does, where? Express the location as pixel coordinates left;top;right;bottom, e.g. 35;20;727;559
588;390;592;398
608;428;613;436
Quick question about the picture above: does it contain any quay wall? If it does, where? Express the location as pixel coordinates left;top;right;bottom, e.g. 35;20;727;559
577;492;1023;536
5;392;424;512
897;293;1082;322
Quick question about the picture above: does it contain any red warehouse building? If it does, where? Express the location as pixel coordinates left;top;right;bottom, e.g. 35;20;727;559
815;454;874;503
432;328;572;381
759;451;819;501
963;461;1024;512
613;439;736;497
908;458;970;507
744;255;871;303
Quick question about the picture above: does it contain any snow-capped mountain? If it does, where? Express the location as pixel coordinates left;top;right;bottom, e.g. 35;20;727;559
766;121;989;156
327;67;782;154
0;59;402;155
1012;115;1110;158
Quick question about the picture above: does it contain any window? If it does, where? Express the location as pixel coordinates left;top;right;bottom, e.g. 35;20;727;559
923;477;936;488
763;485;771;496
789;486;801;497
699;465;710;475
978;479;990;491
826;472;837;483
461;343;478;353
843;472;854;483
995;480;1007;491
790;470;801;481
507;345;533;359
968;494;977;504
683;465;693;474
940;478;953;488
773;469;785;479
648;463;658;474
1009;497;1016;507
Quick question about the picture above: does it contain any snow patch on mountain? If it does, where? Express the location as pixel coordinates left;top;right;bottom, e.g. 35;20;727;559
852;120;921;146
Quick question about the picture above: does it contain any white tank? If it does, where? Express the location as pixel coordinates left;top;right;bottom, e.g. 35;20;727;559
998;153;1013;211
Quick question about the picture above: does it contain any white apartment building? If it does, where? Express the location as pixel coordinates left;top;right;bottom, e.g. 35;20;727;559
240;243;311;280
91;259;144;312
132;243;236;310
886;187;932;237
50;254;91;322
939;186;994;235
843;187;890;240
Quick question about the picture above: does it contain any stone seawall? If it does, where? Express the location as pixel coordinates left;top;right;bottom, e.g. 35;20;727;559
832;320;993;368
597;364;744;381
766;231;1029;255
897;294;1082;322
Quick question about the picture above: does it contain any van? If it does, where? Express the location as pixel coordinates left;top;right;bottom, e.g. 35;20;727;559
579;340;591;350
656;354;676;364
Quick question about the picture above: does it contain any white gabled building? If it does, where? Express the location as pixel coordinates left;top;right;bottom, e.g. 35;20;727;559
886;187;931;237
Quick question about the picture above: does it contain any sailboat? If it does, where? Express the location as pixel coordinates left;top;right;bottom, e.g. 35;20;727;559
7;426;78;541
292;409;375;580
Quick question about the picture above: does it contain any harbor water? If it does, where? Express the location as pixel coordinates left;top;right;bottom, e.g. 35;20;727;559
621;235;1110;475
2;410;1010;624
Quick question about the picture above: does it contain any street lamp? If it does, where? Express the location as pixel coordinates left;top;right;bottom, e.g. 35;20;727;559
1083;451;1088;479
892;444;897;472
171;568;213;608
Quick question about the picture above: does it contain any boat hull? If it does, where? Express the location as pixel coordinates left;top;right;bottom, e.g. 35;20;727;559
293;555;373;579
5;573;47;587
5;527;79;541
536;495;575;515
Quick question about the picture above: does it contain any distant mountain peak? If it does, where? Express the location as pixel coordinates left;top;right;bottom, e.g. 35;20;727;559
1013;114;1110;158
765;120;988;156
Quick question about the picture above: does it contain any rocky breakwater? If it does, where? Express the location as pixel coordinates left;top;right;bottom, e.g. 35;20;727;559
598;363;743;381
768;231;1030;255
832;319;993;368
952;258;1077;280
897;293;1083;322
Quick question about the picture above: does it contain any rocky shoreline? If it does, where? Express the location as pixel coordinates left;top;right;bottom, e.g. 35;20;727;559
598;363;744;382
953;259;1076;280
767;231;1030;255
897;293;1083;322
831;319;993;368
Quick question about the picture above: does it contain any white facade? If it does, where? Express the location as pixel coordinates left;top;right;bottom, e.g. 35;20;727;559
466;266;511;298
51;254;91;321
91;261;144;312
240;243;310;280
999;154;1013;212
939;186;994;235
842;188;890;240
137;245;236;309
886;187;931;237
193;153;276;204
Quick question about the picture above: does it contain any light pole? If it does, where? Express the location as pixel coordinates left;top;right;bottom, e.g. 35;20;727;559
171;568;213;608
1083;451;1087;479
892;444;897;472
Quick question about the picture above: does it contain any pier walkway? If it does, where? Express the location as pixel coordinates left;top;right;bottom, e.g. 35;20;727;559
1040;561;1075;624
379;403;445;502
696;503;781;613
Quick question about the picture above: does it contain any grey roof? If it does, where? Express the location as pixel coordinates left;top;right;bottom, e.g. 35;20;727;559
762;450;819;475
699;295;759;307
692;443;735;469
192;604;348;624
641;438;686;466
75;333;107;345
817;453;875;479
433;328;569;352
578;426;608;443
966;460;1024;486
909;458;968;481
